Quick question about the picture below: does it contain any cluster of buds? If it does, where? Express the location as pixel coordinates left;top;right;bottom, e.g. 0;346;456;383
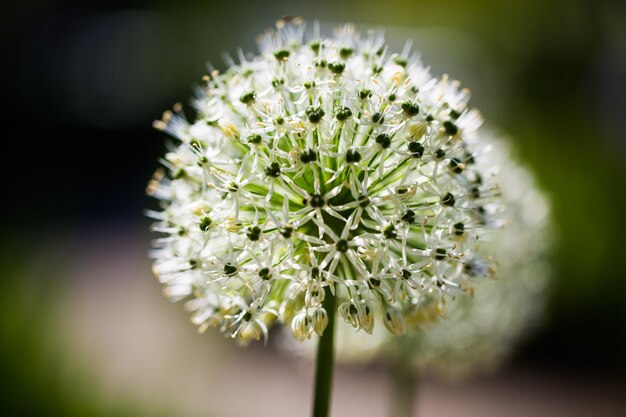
148;19;502;344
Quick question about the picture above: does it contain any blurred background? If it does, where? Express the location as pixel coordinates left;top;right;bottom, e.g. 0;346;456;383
2;0;626;416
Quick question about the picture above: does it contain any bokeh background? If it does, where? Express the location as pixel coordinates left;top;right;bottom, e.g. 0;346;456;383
2;0;626;416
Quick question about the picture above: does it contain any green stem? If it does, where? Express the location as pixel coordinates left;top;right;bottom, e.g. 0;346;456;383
389;359;417;417
312;289;336;417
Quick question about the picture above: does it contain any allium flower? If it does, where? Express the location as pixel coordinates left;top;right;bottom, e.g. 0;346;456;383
286;133;551;377
147;19;502;344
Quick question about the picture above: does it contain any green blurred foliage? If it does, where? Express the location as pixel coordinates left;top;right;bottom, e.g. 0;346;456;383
0;248;175;417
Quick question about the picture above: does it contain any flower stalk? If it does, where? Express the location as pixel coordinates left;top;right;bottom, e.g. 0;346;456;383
312;288;336;417
390;357;417;417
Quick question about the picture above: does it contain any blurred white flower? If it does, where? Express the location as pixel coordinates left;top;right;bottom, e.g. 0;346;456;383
148;19;502;344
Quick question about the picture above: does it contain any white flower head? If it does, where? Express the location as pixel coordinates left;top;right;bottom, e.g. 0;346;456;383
148;19;502;344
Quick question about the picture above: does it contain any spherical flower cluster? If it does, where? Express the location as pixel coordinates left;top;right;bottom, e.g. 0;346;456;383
147;19;502;344
287;133;551;377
